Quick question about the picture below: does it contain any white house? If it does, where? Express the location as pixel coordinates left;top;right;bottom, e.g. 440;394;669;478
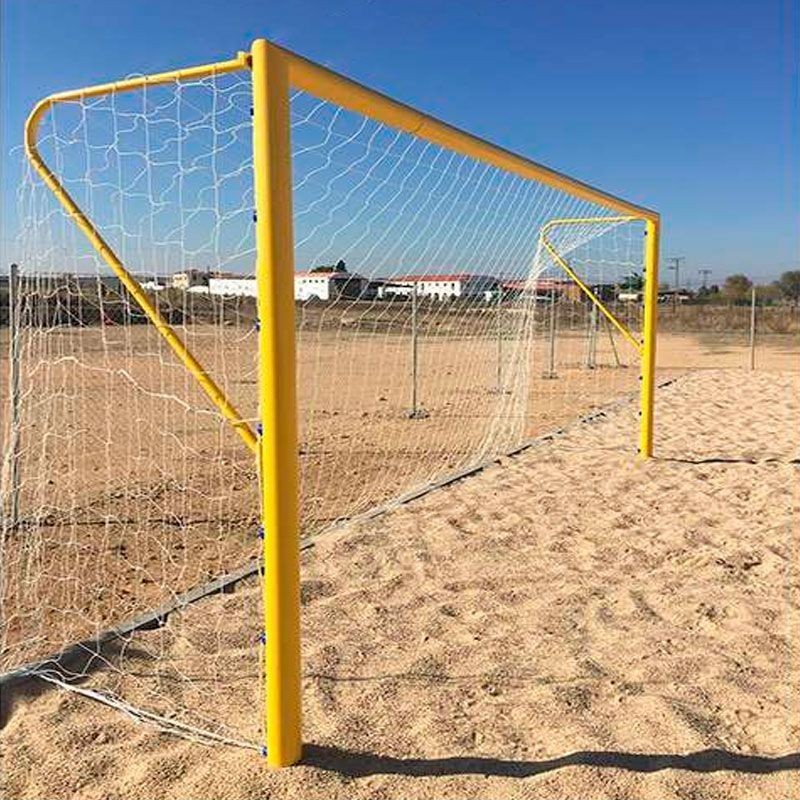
294;271;368;302
388;273;499;301
617;290;643;302
171;269;209;290
208;277;258;297
176;269;370;301
139;279;167;292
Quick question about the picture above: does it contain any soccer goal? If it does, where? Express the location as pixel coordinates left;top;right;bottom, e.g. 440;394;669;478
1;39;659;766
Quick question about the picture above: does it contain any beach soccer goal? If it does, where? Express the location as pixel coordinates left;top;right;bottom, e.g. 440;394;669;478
2;39;659;766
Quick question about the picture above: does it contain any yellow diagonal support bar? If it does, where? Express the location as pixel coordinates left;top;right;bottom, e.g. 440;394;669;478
539;217;643;355
24;52;258;455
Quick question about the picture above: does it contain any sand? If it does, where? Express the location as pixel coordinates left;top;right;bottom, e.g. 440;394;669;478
2;366;798;799
3;324;797;674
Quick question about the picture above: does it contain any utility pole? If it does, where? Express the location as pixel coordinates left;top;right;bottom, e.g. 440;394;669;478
698;268;712;290
667;256;685;290
667;256;685;312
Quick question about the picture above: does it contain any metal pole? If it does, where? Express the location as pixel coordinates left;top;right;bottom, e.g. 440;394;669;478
585;300;598;369
603;314;622;368
749;286;756;371
252;38;302;768
407;285;427;417
543;290;558;379
6;264;22;530
493;289;503;392
411;286;418;413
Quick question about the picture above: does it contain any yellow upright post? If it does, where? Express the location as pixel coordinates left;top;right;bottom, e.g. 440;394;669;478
251;38;303;767
639;218;660;458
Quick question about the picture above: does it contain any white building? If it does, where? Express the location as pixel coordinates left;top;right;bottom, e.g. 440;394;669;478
388;273;499;301
195;271;370;301
208;277;258;297
171;269;209;290
617;291;643;303
139;279;167;292
294;271;368;302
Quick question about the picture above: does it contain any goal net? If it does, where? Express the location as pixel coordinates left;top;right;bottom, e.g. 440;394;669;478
1;52;649;745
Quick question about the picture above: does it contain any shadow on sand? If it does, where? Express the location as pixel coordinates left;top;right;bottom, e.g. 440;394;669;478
303;744;800;778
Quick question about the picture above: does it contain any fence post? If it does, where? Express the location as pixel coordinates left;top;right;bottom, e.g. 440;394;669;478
489;289;507;393
603;315;622;368
749;286;756;371
585;300;598;369
5;264;22;530
407;285;427;418
543;290;558;379
251;38;302;769
411;286;418;412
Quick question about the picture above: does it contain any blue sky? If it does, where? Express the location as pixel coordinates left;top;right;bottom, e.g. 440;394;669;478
2;0;797;284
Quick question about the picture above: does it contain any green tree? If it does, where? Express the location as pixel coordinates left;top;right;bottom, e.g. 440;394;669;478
775;270;800;302
619;272;643;291
311;259;347;274
756;283;781;304
722;273;752;304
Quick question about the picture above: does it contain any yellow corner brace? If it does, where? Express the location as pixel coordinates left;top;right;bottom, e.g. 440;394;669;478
538;216;643;355
24;52;258;455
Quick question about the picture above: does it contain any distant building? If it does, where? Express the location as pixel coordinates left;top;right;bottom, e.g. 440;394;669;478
208;277;257;297
199;270;371;301
617;291;643;302
386;273;499;301
139;279;167;292
501;277;577;301
294;270;369;302
657;288;692;304
171;269;209;290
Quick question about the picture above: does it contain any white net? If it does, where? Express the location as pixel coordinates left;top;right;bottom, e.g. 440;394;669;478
1;65;646;745
290;91;645;524
2;70;262;746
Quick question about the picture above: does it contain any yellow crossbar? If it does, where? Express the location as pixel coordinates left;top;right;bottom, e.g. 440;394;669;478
279;45;659;222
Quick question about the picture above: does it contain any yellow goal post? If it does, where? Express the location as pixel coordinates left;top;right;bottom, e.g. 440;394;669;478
20;38;660;767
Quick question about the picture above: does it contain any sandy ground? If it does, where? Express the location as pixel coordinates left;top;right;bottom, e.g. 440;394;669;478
2;367;798;799
2;320;797;673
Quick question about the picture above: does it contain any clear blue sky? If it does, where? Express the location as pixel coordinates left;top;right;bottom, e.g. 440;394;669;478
2;0;797;284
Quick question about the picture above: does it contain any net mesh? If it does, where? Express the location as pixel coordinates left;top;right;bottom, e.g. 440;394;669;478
1;66;645;744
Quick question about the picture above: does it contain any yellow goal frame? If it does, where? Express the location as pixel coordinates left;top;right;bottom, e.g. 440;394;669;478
24;38;660;768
